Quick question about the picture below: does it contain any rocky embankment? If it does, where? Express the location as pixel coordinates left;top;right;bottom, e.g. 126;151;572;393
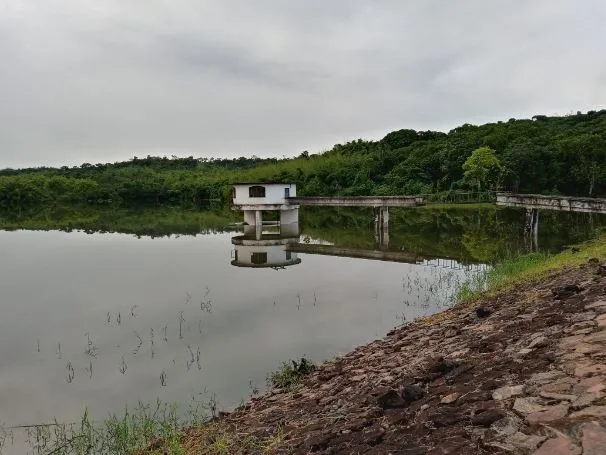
182;260;606;454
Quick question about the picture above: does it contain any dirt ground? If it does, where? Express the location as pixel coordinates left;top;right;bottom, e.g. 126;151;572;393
179;259;606;454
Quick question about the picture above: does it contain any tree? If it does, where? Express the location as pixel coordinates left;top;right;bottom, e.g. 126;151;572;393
462;147;502;192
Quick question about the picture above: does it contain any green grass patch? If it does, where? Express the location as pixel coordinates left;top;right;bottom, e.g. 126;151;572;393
458;232;606;301
5;399;209;455
267;357;315;390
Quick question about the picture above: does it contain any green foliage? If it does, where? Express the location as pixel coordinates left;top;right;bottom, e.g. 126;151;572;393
1;109;605;209
268;357;315;390
21;400;196;455
462;147;502;192
457;230;606;301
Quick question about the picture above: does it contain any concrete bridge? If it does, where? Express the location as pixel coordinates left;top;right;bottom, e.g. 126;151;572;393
496;193;606;214
286;196;423;208
496;192;606;251
231;183;423;238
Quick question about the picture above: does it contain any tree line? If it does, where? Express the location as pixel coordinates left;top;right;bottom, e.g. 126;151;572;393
1;109;605;208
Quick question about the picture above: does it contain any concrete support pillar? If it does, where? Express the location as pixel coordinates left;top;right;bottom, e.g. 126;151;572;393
374;207;390;250
255;210;263;226
280;208;299;225
524;208;539;252
243;210;256;225
280;221;300;238
381;207;389;229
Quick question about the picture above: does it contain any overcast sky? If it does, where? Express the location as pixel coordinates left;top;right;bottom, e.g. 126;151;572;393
1;1;605;169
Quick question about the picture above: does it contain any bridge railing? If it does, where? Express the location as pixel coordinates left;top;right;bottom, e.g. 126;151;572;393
422;191;497;204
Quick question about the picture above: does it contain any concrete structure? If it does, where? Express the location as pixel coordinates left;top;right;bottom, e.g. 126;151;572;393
231;183;424;229
496;192;606;214
497;192;606;252
230;223;301;269
231;182;299;226
287;196;423;207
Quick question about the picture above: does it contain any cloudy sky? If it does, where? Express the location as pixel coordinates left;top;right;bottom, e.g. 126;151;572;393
1;1;605;168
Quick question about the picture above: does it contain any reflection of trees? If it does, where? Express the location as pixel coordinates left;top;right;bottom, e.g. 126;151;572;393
0;205;239;238
300;206;606;265
2;205;604;263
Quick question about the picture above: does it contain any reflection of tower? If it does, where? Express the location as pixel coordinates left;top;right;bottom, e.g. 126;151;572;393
231;223;301;269
524;208;539;252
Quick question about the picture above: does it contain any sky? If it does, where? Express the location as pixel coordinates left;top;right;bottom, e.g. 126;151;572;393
1;1;605;169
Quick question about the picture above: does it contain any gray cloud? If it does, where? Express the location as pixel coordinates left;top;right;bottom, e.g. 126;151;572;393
0;0;605;168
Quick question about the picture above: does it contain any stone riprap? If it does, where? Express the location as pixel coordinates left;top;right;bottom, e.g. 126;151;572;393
180;260;606;454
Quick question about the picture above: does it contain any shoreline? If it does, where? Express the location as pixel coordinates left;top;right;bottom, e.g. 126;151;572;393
169;239;606;454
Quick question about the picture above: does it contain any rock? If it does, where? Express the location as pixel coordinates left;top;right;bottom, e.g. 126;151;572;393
570;405;606;418
574;343;602;354
528;336;548;348
471;409;505;427
440;392;459;404
490;416;520;436
597;314;606;327
475;306;492;318
513;397;546;415
570;311;596;322
402;385;425;403
525;404;569;425
540;377;576;394
529;371;565;384
377;389;406;409
574;362;606;377
582;421;606;455
552;284;581;300
516;348;534;357
505;432;547;451
587;382;605;393
585;300;606;309
532;436;581;455
362;424;385;445
539;391;577;401
584;330;606;343
571;392;603;409
493;385;524;400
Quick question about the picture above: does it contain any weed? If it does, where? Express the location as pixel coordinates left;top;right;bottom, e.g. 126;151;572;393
457;232;606;302
268;356;315;390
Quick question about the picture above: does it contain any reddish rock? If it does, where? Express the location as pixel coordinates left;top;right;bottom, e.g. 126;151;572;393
574;363;606;377
570;405;606;418
582;421;606;455
532;436;581;455
533;436;581;455
526;404;569;425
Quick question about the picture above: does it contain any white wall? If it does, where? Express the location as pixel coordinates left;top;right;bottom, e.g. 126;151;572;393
232;244;298;266
233;184;296;205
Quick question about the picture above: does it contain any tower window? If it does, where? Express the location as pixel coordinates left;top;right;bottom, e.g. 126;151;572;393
249;186;266;198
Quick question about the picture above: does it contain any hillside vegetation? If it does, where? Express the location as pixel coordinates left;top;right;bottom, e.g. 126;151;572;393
1;110;605;208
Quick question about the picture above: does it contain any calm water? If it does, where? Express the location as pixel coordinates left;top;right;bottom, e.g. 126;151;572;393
0;205;604;452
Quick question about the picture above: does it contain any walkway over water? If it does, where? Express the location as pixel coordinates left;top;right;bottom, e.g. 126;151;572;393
286;196;423;207
497;192;606;214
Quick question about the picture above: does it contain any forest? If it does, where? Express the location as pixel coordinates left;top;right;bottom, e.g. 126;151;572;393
1;109;605;208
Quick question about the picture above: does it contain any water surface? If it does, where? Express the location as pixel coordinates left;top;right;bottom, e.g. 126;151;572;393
0;205;603;452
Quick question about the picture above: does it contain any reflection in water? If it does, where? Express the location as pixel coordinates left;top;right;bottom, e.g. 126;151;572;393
0;205;605;453
231;223;302;269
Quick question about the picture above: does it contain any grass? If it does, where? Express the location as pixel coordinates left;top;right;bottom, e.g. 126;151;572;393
179;422;285;455
4;357;314;455
267;357;315;390
5;400;208;455
457;231;606;301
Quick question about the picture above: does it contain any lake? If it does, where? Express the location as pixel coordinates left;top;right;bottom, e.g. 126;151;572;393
0;205;604;453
